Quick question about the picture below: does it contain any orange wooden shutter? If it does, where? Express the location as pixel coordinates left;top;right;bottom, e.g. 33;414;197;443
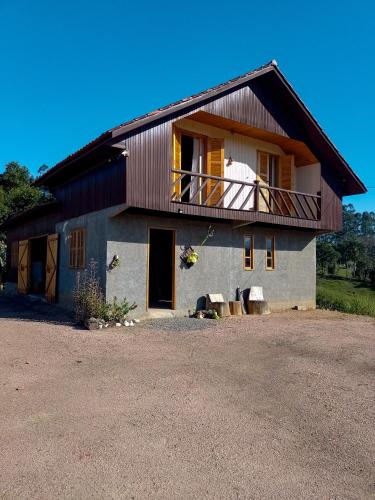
258;152;269;184
206;137;224;206
279;155;295;215
280;155;294;190
173;128;182;197
45;234;59;303
17;240;30;294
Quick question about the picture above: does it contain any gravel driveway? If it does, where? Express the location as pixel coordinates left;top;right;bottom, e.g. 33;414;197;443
0;295;374;499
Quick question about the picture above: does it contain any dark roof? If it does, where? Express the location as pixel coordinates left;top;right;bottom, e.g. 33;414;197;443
35;61;366;195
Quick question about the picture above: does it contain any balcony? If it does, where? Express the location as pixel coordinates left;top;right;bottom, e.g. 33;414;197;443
171;169;321;222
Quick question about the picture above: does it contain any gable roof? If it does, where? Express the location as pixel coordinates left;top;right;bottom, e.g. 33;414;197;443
35;61;366;195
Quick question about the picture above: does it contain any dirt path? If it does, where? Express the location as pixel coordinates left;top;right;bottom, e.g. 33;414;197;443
0;297;374;499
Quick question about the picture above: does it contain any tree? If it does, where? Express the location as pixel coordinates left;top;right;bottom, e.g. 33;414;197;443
316;241;340;274
0;161;51;281
0;161;49;225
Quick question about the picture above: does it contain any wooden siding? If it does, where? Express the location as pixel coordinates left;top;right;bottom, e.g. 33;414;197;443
55;156;126;219
320;163;343;232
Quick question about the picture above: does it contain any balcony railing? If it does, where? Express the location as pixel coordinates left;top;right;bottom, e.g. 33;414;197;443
171;169;321;221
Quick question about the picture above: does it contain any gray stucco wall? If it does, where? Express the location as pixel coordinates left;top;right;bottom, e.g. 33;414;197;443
55;207;316;314
106;212;316;315
55;208;111;308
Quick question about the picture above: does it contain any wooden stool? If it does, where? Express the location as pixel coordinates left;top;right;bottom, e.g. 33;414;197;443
248;300;270;315
229;301;243;315
212;301;231;317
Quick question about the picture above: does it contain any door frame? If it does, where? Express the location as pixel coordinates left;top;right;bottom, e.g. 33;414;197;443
146;226;176;311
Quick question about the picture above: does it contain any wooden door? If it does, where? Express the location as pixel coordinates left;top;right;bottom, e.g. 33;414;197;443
17;240;30;294
45;233;59;303
206;137;224;206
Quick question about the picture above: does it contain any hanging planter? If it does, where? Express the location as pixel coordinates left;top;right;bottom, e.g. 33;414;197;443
180;225;215;268
180;246;198;268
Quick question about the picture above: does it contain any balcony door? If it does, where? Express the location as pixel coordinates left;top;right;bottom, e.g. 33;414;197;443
257;151;279;212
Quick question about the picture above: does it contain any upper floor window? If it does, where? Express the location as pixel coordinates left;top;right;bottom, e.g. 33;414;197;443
265;236;275;270
258;151;279;187
244;235;254;270
11;241;19;269
173;127;224;206
69;228;85;269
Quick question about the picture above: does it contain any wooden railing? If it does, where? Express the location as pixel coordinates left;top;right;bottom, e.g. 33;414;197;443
171;169;321;221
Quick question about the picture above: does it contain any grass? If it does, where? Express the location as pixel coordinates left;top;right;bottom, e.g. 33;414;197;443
317;275;375;318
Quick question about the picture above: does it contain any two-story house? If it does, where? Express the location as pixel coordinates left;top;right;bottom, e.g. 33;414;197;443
2;61;366;315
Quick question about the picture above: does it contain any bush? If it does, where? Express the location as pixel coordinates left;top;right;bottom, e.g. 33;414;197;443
73;260;138;326
73;260;104;324
100;296;137;323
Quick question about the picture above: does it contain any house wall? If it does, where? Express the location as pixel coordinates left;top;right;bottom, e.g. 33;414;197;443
296;163;321;195
55;207;113;308
106;212;316;315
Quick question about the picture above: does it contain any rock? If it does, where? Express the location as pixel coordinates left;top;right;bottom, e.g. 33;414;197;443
85;318;100;330
104;323;109;328
99;324;103;329
115;322;121;327
134;319;140;324
124;321;130;327
129;321;135;327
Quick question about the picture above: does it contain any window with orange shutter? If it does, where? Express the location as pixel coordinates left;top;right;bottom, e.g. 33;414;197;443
69;228;86;269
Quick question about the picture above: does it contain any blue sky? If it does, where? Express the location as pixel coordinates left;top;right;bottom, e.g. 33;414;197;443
0;0;373;211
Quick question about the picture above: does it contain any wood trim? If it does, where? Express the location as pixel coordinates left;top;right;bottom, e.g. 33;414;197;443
243;234;254;271
146;226;176;311
265;236;276;271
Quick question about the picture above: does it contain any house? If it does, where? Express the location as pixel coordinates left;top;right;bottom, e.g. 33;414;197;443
2;61;366;315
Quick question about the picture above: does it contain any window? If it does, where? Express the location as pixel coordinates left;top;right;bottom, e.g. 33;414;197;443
257;152;279;187
173;127;224;206
266;236;275;270
11;241;19;269
69;228;85;269
244;235;254;270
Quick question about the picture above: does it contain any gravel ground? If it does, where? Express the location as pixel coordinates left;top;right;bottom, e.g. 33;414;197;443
0;294;374;499
143;317;217;331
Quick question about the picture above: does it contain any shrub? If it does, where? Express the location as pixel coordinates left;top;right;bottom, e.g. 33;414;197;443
73;260;104;324
100;296;137;323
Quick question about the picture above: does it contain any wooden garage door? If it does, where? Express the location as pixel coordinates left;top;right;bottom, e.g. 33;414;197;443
45;234;59;303
17;240;30;294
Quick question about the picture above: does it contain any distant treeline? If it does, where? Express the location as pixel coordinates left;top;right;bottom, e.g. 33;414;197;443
317;204;375;283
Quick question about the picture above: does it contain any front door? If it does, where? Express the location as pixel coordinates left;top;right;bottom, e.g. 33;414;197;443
148;228;175;309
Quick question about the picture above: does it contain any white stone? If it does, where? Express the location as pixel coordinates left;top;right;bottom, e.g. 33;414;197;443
124;321;130;327
134;319;140;323
115;322;121;327
129;321;135;327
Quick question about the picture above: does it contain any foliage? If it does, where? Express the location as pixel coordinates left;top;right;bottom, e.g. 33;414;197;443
317;276;375;318
0;240;6;283
0;161;51;280
186;251;199;264
73;260;104;324
318;204;375;283
100;296;137;323
73;260;137;324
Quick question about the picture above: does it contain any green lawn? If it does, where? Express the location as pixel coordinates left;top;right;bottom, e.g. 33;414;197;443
317;275;375;318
